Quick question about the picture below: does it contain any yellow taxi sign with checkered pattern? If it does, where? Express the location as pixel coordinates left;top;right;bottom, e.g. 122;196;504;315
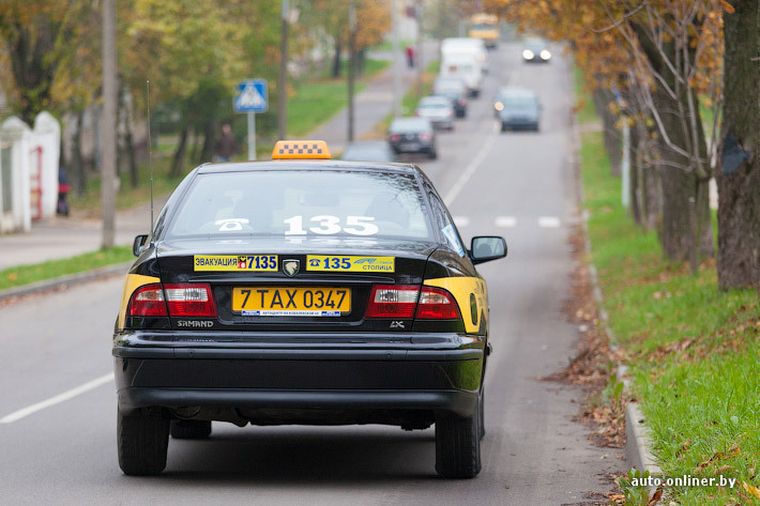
272;140;332;160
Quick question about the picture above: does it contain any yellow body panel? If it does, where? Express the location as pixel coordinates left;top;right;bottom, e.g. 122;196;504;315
424;276;488;334
468;29;499;42
117;273;161;330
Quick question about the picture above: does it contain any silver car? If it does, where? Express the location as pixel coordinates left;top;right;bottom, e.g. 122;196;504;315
416;96;455;131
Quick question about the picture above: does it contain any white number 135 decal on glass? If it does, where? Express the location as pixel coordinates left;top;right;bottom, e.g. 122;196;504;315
283;215;379;236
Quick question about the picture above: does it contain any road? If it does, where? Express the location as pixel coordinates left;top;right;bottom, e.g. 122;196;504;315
0;42;623;505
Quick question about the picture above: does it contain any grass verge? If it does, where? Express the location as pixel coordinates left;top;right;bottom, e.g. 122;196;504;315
576;76;760;505
0;246;132;291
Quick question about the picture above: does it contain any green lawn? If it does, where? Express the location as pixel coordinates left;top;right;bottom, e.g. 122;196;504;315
577;78;759;505
0;247;133;291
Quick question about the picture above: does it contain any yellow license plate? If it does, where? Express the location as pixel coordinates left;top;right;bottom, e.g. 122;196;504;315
232;287;351;317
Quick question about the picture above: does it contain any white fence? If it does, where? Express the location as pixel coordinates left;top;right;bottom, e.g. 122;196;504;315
0;112;61;234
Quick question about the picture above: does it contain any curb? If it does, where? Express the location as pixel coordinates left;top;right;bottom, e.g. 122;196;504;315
571;108;660;476
625;402;662;475
0;262;131;305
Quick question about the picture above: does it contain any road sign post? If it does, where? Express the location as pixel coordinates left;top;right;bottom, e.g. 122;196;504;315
233;79;268;161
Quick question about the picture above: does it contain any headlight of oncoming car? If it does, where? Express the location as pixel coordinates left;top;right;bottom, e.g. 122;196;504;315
540;49;551;60
522;49;534;60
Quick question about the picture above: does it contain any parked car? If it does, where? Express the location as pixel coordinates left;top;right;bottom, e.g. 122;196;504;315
388;117;437;159
433;77;468;118
341;141;397;162
416;96;455;131
493;87;541;131
521;37;551;63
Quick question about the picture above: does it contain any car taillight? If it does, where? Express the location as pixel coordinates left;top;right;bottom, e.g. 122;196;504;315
164;283;217;317
128;283;216;318
390;134;401;141
365;285;460;320
415;286;460;320
129;283;168;316
419;132;432;141
365;284;419;318
457;98;466;106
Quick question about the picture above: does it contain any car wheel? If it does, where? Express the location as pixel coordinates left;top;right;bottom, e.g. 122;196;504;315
500;122;507;132
171;420;212;439
429;149;438;160
435;412;481;479
117;408;170;476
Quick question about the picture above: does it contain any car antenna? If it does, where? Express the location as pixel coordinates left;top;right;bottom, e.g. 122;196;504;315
146;80;154;232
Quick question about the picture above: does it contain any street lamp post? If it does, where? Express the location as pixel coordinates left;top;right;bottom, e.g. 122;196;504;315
101;0;117;249
347;0;357;142
278;0;289;141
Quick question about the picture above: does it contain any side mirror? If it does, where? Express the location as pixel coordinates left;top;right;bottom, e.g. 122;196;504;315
132;234;149;257
470;236;507;264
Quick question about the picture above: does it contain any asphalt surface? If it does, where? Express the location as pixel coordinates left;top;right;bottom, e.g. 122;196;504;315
0;42;623;505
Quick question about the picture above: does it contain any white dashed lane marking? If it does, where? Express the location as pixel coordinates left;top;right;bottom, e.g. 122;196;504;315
0;373;114;424
452;216;564;229
495;216;517;228
538;216;561;228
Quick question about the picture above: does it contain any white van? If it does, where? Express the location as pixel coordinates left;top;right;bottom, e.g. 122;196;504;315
441;38;488;74
440;54;483;97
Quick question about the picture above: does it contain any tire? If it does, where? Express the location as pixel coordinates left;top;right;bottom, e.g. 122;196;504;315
117;408;170;476
500;123;507;132
171;420;211;440
479;390;485;440
429;149;438;160
435;412;481;479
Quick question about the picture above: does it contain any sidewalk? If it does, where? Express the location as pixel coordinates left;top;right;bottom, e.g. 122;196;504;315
0;42;438;270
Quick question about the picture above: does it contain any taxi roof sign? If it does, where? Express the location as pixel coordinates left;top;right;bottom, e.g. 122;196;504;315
272;140;332;160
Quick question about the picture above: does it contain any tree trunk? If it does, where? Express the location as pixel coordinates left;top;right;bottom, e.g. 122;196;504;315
72;110;87;196
659;132;713;262
629;119;642;225
169;126;189;178
199;122;216;163
332;35;342;78
592;88;622;176
189;128;199;164
717;1;760;289
633;117;662;230
125;116;138;188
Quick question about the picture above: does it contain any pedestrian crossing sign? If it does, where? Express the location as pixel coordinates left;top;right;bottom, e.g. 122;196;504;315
234;79;268;113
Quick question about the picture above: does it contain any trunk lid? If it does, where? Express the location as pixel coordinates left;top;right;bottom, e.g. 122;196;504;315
155;237;435;334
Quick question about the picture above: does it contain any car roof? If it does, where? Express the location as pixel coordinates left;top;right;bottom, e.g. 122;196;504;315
196;159;418;176
390;117;432;129
497;87;537;98
419;96;450;105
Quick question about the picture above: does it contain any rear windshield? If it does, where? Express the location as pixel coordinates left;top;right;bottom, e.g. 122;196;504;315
419;99;449;108
390;118;429;131
165;170;432;241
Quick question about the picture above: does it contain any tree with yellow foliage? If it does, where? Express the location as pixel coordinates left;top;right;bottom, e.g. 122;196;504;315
486;0;727;273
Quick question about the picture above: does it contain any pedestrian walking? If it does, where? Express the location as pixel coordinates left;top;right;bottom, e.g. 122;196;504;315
213;123;238;162
57;165;71;216
405;45;415;68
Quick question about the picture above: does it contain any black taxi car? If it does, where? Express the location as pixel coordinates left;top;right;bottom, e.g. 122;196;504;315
114;140;507;479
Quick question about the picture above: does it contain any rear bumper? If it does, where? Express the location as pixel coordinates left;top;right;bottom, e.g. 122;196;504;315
390;142;435;154
113;331;484;417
